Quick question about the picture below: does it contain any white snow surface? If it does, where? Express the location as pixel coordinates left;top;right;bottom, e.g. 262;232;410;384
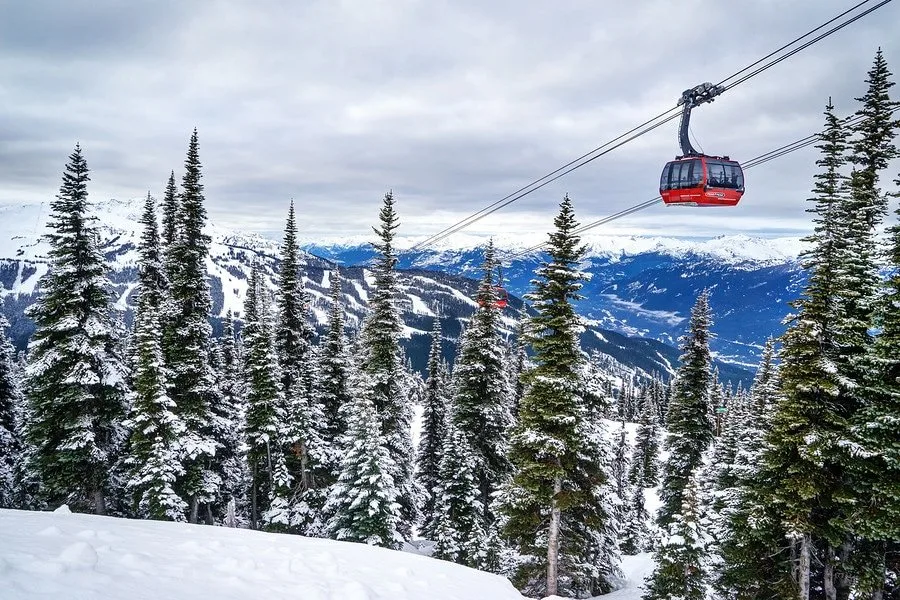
0;508;525;600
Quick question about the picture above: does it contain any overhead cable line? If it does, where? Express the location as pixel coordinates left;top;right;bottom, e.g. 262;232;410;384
509;106;900;258
410;0;893;250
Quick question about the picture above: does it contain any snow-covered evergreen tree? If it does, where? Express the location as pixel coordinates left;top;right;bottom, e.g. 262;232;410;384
24;145;128;514
210;313;247;524
317;270;353;484
122;193;186;521
628;400;660;488
657;290;713;528
0;314;21;508
358;191;418;539
643;472;708;600
160;171;178;250
502;196;619;597
431;416;486;567
451;240;512;537
417;317;450;539
161;130;219;522
325;369;402;549
853;167;900;543
275;201;326;532
611;421;629;503
620;484;649;556
242;262;290;530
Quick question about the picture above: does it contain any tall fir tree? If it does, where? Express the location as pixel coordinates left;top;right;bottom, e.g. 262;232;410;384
0;314;21;508
619;484;650;556
358;191;418;538
122;194;186;521
431;416;487;567
317;269;352;475
417;317;450;539
851;167;900;545
628;400;660;488
212;312;248;524
757;100;860;595
241;262;290;530
275;201;326;531
502;196;619;597
24;145;128;514
657;290;713;528
325;368;402;549
160;171;178;250
161;130;219;522
715;339;786;599
643;472;708;600
611;421;630;503
451;239;512;536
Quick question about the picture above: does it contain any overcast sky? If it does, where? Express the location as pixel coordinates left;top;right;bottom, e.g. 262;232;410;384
1;0;898;242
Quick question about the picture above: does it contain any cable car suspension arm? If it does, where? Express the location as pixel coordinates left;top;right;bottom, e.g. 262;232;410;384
677;82;725;156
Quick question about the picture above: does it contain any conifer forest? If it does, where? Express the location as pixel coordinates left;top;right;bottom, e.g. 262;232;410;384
2;26;900;600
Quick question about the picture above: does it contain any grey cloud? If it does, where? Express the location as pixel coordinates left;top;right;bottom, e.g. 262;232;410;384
0;0;897;241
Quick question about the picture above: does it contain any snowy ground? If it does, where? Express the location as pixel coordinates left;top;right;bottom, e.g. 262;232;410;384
0;508;524;600
0;507;655;600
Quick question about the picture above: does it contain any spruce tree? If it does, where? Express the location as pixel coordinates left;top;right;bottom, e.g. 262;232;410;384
162;130;218;522
24;145;128;514
318;270;352;474
502;196;618;597
853;166;900;543
643;473;708;600
417;317;449;539
122;194;186;521
0;314;21;508
275;201;326;531
451;239;512;533
431;417;487;567
628;400;660;488
209;314;247;524
242;262;290;529
715;339;786;599
620;484;649;556
160;171;178;250
611;421;630;502
325;368;402;549
657;290;713;528
358;191;418;538
757;100;858;595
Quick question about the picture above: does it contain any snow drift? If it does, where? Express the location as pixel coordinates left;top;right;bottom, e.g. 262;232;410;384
0;507;525;600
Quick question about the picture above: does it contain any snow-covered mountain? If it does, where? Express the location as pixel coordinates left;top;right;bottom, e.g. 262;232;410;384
305;232;808;368
0;198;754;384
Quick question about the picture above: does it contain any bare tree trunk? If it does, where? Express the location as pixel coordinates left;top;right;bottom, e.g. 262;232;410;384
825;545;837;600
799;534;811;600
189;498;199;524
547;476;562;598
836;540;853;600
93;489;106;516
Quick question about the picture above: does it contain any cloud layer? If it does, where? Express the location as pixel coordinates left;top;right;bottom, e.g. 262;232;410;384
1;0;897;241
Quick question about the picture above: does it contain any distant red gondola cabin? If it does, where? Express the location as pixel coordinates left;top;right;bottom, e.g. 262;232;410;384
478;286;509;309
659;155;744;207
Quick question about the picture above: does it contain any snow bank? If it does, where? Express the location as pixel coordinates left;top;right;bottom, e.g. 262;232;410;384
0;508;524;600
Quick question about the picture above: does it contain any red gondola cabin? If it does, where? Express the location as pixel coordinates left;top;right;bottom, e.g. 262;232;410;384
659;155;744;207
478;286;509;309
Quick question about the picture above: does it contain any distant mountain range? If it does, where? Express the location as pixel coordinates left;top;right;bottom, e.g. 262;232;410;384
0;197;790;385
305;232;808;369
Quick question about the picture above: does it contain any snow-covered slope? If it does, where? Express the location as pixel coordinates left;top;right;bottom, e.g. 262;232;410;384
0;507;525;600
